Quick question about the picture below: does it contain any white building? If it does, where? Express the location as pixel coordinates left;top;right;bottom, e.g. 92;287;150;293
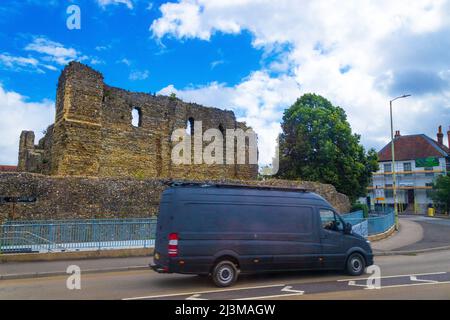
366;126;450;214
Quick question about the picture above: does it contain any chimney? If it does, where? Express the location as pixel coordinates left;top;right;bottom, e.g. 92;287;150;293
395;130;401;138
447;126;450;148
437;125;444;145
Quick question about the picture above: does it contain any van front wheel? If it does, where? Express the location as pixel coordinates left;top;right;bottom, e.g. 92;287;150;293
212;260;238;287
346;253;365;276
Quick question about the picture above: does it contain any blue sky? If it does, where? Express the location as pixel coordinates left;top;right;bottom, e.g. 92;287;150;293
1;0;450;166
0;0;262;100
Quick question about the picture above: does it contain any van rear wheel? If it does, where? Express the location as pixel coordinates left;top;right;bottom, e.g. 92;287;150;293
212;260;238;287
346;253;366;276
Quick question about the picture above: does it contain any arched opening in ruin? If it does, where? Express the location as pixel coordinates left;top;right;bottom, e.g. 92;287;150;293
186;117;194;136
219;124;226;165
186;117;195;163
132;107;142;127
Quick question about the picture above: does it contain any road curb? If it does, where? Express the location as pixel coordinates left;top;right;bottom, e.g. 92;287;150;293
0;265;149;280
374;245;450;256
0;248;154;263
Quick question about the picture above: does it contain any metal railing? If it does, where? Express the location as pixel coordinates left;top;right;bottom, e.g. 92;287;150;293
367;210;395;235
342;209;395;237
0;218;157;253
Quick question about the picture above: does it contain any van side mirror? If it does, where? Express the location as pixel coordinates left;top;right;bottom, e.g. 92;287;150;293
344;222;352;234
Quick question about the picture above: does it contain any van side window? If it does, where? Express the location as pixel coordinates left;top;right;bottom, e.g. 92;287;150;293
319;209;343;232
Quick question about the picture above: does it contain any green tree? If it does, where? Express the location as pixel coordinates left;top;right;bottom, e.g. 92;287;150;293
430;174;450;214
277;93;379;201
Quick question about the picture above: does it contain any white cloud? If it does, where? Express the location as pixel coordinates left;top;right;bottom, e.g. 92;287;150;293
0;54;39;69
0;85;54;165
90;57;105;65
97;0;134;9
25;37;82;65
117;58;132;66
210;59;224;69
129;70;149;80
0;53;60;74
95;45;111;51
152;0;450;164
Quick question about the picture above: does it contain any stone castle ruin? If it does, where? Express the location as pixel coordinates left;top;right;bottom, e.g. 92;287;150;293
0;62;350;222
18;62;257;180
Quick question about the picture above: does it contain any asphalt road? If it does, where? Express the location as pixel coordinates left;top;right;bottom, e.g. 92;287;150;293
1;250;450;300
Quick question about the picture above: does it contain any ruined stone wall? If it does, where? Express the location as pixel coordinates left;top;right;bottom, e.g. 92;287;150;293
18;62;257;180
0;173;350;223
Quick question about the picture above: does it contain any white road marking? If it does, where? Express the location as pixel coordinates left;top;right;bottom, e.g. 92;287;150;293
337;271;446;282
347;280;370;288
122;283;286;300
235;292;306;300
185;294;207;300
363;280;450;290
410;275;439;283
281;286;304;294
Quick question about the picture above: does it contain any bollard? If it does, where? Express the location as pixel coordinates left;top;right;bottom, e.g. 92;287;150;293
427;207;435;217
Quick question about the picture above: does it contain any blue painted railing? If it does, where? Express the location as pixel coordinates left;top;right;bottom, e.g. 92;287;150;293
0;218;157;253
342;209;395;237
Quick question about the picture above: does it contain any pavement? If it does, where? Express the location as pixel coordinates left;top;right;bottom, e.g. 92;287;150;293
371;218;423;252
0;256;151;280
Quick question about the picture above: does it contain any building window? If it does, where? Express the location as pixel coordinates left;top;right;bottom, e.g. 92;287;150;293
384;163;392;173
131;107;142;127
424;167;434;177
385;184;393;198
403;162;412;173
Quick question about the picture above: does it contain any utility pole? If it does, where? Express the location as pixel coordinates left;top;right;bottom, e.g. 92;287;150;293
390;94;411;231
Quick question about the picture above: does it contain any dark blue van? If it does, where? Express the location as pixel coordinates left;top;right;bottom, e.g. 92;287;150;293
151;183;373;287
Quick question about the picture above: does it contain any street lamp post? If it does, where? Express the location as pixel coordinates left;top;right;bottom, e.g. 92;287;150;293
390;94;411;231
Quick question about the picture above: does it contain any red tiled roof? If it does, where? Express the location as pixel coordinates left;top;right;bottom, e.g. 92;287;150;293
0;165;17;172
378;134;450;161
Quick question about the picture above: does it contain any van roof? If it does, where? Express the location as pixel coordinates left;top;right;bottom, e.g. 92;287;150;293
165;181;331;205
169;181;309;193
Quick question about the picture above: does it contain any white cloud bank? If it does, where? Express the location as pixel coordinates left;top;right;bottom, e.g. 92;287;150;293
0;85;54;165
152;0;450;165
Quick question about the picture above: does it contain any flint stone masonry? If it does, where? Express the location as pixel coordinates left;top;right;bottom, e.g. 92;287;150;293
18;61;257;180
0;173;350;223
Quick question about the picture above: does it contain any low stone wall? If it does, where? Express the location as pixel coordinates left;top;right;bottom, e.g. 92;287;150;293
0;173;350;222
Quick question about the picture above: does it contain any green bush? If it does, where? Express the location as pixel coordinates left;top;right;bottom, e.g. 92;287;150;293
350;203;369;218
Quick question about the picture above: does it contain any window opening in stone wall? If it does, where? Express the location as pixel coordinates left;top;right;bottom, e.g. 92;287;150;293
219;124;226;165
186;117;195;162
132;107;142;127
186;117;194;136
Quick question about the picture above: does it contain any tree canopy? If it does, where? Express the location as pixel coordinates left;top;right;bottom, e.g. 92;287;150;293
431;174;450;213
277;93;379;201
